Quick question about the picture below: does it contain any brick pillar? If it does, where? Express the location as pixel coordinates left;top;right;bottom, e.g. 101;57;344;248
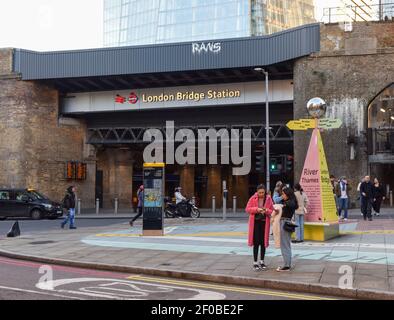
206;165;222;208
180;165;195;199
233;174;249;209
115;150;133;209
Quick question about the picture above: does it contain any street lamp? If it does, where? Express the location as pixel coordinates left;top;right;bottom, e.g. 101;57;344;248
254;67;270;192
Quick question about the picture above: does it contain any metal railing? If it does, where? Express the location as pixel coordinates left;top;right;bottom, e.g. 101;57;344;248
323;3;394;24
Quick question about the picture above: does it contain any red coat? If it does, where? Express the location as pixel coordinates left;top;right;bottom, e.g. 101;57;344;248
245;193;274;247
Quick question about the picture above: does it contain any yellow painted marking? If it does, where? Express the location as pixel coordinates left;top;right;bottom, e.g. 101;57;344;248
143;162;165;167
126;275;336;300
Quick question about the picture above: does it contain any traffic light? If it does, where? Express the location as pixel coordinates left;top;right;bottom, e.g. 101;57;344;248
255;153;265;173
270;158;278;172
285;155;293;173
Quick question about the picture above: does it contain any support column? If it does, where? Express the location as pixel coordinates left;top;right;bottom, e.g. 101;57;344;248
233;174;249;209
180;165;195;199
205;165;222;208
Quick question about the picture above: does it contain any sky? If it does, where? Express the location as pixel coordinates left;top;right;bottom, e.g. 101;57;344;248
0;0;103;51
0;0;342;52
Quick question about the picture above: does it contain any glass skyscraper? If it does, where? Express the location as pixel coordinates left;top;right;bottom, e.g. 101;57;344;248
104;0;315;47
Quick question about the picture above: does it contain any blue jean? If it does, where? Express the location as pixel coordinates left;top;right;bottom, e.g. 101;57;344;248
338;198;349;219
62;208;75;227
280;220;292;268
294;214;304;241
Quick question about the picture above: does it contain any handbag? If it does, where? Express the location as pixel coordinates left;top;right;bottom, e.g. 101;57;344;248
255;213;265;221
283;221;298;233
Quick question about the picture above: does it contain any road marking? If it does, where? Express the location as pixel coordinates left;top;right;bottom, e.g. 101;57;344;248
0;285;84;300
126;275;336;300
36;278;226;300
91;232;394;250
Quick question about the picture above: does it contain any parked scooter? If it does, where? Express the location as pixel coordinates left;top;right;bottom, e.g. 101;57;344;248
164;197;200;218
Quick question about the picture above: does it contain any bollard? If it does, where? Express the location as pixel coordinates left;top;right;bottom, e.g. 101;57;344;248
192;196;196;205
114;198;118;214
233;196;237;213
77;199;81;215
390;191;393;207
223;180;227;220
212;196;216;213
96;198;100;215
223;193;227;220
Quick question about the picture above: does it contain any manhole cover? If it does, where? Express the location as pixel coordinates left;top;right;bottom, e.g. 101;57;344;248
29;241;56;245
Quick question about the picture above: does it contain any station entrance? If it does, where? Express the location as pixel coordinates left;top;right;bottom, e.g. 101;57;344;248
89;103;294;209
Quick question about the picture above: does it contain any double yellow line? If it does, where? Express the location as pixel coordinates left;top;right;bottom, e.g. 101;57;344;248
126;275;336;300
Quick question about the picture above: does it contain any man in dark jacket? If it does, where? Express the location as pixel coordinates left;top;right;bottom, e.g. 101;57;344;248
61;186;77;229
360;176;373;221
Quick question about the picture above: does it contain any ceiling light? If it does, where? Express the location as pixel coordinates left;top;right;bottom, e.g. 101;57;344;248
380;108;386;112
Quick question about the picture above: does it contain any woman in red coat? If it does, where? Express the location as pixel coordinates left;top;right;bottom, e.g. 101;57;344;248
245;184;275;271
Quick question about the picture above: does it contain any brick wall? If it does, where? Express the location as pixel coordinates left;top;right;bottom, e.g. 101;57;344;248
293;21;394;203
0;54;96;207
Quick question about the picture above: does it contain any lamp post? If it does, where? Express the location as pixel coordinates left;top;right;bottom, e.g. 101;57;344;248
254;67;270;192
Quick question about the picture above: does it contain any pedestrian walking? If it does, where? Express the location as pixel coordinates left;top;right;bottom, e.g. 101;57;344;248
293;183;309;243
245;184;275;271
357;177;365;216
360;175;374;221
372;178;385;217
277;187;298;272
61;186;77;230
330;174;339;215
335;177;351;221
272;181;283;204
129;185;144;227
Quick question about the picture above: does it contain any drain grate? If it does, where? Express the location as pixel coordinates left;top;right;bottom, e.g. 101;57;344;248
29;241;56;245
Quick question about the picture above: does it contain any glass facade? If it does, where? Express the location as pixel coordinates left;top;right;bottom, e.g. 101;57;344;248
104;0;315;47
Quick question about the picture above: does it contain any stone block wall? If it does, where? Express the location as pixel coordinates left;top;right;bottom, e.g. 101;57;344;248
0;49;95;207
293;21;394;203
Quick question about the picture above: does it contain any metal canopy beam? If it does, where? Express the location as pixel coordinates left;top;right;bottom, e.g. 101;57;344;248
87;123;293;145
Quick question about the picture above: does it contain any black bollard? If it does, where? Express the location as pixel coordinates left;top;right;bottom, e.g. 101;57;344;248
7;221;21;238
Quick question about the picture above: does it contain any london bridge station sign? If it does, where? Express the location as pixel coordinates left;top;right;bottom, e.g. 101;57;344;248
62;80;293;114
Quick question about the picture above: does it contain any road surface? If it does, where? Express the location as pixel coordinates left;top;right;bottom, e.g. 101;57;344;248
0;257;339;300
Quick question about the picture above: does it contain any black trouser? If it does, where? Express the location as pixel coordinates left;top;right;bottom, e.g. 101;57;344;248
131;207;143;223
253;219;266;262
361;197;372;219
372;197;383;214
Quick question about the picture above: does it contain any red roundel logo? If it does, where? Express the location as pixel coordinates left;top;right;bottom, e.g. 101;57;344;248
128;92;139;104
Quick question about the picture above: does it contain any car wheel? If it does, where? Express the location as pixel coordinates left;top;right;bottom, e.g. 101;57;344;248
30;209;42;220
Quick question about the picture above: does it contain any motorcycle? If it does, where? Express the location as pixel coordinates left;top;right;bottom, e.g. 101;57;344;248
164;197;200;219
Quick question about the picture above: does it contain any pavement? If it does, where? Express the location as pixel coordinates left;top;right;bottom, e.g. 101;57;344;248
1;208;394;300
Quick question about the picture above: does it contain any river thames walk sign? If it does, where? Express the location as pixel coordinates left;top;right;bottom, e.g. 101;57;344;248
287;98;342;241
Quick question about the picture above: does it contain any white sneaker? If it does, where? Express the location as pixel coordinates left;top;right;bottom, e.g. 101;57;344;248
344;218;348;221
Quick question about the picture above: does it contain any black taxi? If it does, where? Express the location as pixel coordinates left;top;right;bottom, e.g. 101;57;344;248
0;189;63;220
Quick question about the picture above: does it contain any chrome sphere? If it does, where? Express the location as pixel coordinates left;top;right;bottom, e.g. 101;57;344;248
306;97;327;119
